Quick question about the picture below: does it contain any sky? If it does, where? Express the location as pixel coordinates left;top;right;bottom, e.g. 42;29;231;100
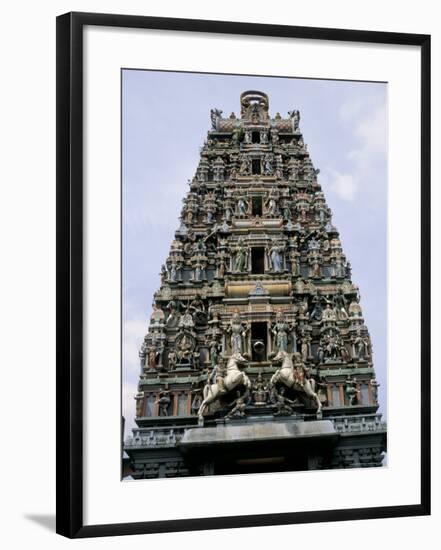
122;69;388;436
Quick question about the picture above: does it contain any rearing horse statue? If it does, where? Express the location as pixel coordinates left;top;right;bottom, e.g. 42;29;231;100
198;352;251;424
270;350;322;414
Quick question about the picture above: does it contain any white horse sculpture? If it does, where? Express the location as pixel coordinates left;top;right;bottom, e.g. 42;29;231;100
198;352;251;424
270;350;322;414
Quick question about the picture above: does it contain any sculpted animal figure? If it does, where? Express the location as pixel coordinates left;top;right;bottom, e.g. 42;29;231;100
270;350;322;414
198;352;251;424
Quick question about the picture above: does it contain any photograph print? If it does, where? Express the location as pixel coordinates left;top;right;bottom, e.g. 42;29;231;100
122;70;387;480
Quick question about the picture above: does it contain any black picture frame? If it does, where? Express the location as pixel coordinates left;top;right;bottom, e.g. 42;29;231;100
56;11;431;539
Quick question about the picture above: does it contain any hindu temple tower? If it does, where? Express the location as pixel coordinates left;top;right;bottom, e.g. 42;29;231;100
124;91;387;478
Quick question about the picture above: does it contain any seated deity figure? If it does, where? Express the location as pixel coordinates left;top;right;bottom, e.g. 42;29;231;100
178;308;194;330
322;302;337;322
348;296;363;318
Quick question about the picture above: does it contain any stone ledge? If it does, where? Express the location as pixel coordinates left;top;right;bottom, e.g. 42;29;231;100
179;418;337;450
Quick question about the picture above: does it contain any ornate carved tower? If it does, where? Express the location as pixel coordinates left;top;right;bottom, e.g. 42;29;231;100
125;91;386;478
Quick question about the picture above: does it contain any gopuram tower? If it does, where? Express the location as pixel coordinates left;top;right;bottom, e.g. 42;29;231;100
124;91;387;478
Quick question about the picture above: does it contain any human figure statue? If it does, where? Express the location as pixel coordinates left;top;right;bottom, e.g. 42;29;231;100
272;387;296;416
300;334;311;362
228;311;249;354
208;357;226;394
160;264;167;284
166;299;181;326
150;303;165;326
178;308;194;330
155;392;171;416
225;390;247;419
139;336;148;370
191;391;203;414
252;372;268;405
210;108;222;130
193;260;203;283
316;344;325;364
237;197;249;217
167;350;177;370
349;296;363;318
189;294;205;321
354;332;369;359
233;238;248;272
268;240;284;272
239;156;251;174
217;256;227;279
271;310;293;352
345;378;359;406
322;302;337;322
370;379;380;404
209;339;221;368
333;290;348;320
264;154;273;175
310;295;323;321
134;390;144;417
293;353;309;387
288;109;300;131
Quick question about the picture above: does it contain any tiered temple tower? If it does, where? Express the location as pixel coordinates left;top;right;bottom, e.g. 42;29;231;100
124;91;386;478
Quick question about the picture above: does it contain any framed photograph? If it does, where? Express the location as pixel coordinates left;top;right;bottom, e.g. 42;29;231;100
56;11;430;538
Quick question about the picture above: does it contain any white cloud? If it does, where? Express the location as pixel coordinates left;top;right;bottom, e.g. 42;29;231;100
123;317;147;379
347;101;387;166
122;317;147;437
325;169;357;202
325;95;387;203
123;380;138;437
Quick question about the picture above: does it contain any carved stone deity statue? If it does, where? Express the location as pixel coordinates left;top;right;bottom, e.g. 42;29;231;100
272;387;296;416
178;308;195;331
209;338;221;368
155;392;171;416
225;390;247;419
370;379;380;404
166;299;181;326
150;303;165;326
134;390;144;417
264;189;278;217
210;108;222;130
239;156;251;175
252;372;268;405
227;311;249;354
349;296;363;318
267;240;285;272
345;378;359;406
322;302;337;322
300;334;312;362
232;238;248;272
263;154;273;175
333;290;348;320
191;390;203;414
139;336;148;369
309;256;321;278
288;109;300;131
353;331;370;360
271;310;294;352
237;197;249;217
